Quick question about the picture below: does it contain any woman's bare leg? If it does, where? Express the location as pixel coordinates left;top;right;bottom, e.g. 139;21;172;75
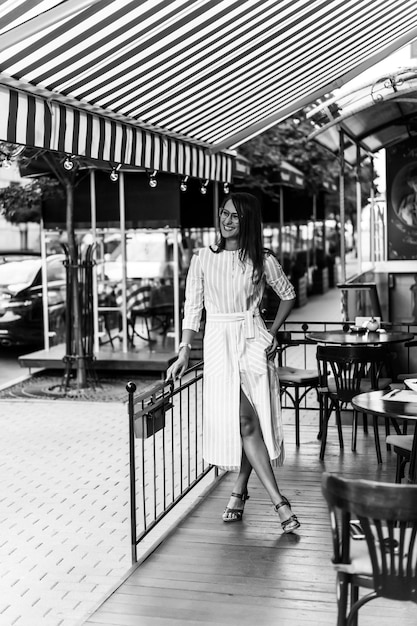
239;388;297;527
224;450;252;516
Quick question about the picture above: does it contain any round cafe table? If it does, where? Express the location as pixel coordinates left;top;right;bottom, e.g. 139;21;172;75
305;329;414;345
352;389;417;483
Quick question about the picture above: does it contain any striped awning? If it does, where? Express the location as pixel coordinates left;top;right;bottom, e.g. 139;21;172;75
0;82;233;182
1;0;417;180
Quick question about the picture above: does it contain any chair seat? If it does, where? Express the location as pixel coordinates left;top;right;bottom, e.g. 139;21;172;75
278;366;319;386
385;434;414;451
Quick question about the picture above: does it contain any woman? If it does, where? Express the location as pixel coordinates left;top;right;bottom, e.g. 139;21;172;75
166;192;300;533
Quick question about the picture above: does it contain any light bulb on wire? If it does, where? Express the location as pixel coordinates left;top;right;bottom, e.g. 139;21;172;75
109;163;122;182
180;175;189;192
200;179;209;195
149;170;158;188
63;155;75;171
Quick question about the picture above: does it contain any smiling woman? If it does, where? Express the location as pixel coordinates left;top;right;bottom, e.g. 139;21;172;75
166;192;300;534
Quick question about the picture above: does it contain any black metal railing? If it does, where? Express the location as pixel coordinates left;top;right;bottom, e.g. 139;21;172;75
127;362;218;563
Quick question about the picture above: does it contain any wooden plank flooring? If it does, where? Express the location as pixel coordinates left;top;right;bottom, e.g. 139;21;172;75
84;409;417;626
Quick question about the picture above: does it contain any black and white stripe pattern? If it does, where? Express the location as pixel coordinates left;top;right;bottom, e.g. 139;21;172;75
182;247;295;470
0;84;233;181
1;0;417;154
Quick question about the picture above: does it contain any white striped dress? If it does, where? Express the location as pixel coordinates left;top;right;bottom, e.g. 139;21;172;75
182;246;296;470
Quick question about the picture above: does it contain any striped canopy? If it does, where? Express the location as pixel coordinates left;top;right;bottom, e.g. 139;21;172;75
1;0;417;181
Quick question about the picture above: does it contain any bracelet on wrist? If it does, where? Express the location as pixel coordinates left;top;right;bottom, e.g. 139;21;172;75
178;342;192;355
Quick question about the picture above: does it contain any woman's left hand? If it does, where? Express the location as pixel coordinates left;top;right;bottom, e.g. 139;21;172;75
265;335;279;360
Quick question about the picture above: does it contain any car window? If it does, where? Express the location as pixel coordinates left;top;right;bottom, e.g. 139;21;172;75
47;259;66;282
0;260;39;286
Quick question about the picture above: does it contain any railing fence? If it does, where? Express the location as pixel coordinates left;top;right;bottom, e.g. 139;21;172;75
127;363;217;563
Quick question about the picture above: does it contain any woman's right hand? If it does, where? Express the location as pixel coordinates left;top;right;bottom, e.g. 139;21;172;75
165;352;189;382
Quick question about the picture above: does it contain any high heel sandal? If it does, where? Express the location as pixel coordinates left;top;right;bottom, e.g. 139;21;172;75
274;495;300;533
222;490;250;522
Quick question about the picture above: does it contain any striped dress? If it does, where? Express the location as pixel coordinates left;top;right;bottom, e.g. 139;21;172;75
182;246;296;470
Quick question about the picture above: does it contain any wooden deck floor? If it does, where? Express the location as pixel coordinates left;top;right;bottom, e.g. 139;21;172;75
84;410;417;626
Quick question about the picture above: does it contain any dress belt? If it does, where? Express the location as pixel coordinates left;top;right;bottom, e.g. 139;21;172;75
206;310;260;339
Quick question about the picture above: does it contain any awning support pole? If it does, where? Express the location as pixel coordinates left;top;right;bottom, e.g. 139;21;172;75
339;131;346;284
356;144;362;275
370;158;376;265
172;227;180;351
119;172;128;353
40;220;50;351
339;130;348;321
90;170;100;354
279;186;284;266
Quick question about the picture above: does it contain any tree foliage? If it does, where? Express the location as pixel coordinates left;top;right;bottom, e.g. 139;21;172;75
237;110;375;220
0;176;63;224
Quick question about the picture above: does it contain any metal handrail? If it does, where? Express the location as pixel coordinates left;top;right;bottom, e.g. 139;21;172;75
126;362;218;563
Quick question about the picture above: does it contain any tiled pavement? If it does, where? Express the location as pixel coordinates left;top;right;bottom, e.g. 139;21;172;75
0;286;347;626
0;400;131;626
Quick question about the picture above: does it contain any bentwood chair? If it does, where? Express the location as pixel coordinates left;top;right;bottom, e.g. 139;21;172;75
316;344;392;462
386;422;417;483
321;473;417;626
275;331;320;446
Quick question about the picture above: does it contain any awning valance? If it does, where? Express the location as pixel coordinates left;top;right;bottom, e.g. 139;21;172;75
0;82;234;182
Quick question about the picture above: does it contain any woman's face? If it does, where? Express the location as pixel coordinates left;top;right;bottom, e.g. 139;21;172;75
219;199;240;243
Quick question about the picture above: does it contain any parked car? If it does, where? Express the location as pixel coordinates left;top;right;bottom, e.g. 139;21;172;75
0;250;41;264
0;254;66;347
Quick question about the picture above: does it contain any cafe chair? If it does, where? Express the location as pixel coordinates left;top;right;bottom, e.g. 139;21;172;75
386;422;417;484
275;331;320;446
321;472;417;626
316;344;392;462
396;340;417;382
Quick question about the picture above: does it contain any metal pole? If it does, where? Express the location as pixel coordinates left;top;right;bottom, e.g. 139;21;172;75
312;193;317;267
339;131;346;283
356;144;362;275
213;181;219;228
40;221;50;351
90;169;100;354
279;185;284;266
119;171;129;353
370;157;376;265
172;227;180;350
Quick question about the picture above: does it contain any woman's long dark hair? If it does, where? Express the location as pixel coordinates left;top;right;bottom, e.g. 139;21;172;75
214;192;265;284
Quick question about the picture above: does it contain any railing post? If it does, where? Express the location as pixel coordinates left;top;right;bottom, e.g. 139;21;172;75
127;381;138;564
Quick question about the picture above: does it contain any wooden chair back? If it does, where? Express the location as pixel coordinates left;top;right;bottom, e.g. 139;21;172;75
322;472;417;606
316;344;388;403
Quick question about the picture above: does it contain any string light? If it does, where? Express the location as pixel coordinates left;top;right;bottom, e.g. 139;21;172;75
223;182;230;194
63;155;75;171
180;175;189;192
200;179;209;195
110;164;121;182
149;170;158;188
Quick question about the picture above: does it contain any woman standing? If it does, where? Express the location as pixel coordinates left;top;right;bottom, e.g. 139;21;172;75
166;192;300;533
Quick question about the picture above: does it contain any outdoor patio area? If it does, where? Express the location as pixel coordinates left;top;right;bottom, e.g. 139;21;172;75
84;407;416;626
